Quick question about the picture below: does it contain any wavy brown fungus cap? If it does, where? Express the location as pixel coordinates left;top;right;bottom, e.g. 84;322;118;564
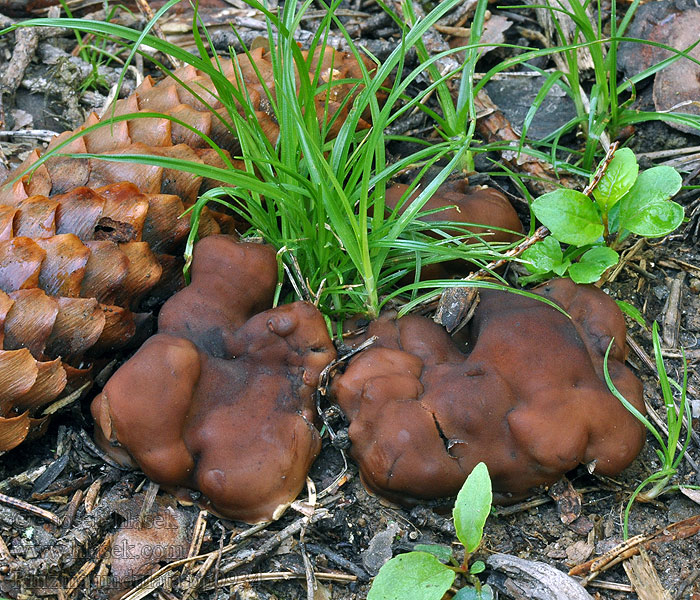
331;279;645;505
385;180;523;278
91;236;337;523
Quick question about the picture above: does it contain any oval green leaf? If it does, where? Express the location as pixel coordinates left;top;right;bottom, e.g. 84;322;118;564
592;147;638;210
618;166;683;237
522;236;563;274
367;552;455;600
531;189;604;246
619;199;684;238
568;246;619;284
453;462;492;553
470;560;486;574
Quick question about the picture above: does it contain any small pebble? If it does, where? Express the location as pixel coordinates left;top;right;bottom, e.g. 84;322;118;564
653;284;670;300
362;522;400;576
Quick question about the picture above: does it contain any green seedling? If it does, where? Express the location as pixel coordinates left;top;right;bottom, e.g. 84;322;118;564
368;463;494;600
521;147;683;284
604;321;699;539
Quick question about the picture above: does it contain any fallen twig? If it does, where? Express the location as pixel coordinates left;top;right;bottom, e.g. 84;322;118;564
0;492;61;525
201;570;357;591
220;510;332;574
569;514;700;581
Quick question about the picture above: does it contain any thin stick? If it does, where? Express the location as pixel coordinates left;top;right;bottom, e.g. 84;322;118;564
299;478;318;600
182;549;218;600
0;492;61;525
202;570;357;591
0;129;58;140
182;510;208;577
220;511;331;574
585;579;634;592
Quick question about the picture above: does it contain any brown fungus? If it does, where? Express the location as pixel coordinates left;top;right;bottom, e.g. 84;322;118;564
91;236;337;523
385;179;523;279
331;279;645;505
385;180;522;241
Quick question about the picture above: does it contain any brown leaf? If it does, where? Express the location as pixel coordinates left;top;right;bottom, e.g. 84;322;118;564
0;349;38;410
0;411;31;451
81;241;130;304
96;182;150;242
110;497;192;585
14;196;58;238
45;297;106;358
13;358;66;413
0;206;17;241
91;305;138;355
54;186;106;241
113;242;163;309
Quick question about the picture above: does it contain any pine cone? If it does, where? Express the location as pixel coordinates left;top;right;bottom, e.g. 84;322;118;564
0;46;375;450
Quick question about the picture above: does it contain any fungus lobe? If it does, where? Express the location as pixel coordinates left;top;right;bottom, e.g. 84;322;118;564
331;279;646;505
91;236;337;523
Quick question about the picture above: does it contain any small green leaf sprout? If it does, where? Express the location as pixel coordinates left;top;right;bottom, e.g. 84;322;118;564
368;463;494;600
604;321;699;539
522;147;684;285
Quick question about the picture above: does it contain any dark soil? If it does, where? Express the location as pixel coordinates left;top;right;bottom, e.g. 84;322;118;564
0;1;699;600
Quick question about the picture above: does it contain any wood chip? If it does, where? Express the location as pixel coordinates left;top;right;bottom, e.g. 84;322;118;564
623;548;671;600
83;478;102;513
662;271;685;348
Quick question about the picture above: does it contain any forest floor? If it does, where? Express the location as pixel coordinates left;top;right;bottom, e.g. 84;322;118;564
0;1;699;599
